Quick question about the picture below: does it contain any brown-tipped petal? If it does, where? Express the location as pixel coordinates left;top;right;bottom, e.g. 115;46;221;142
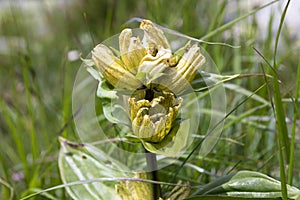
92;44;142;90
119;29;147;73
140;20;170;50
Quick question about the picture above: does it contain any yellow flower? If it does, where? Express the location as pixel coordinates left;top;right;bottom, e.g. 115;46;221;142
91;19;205;144
92;19;205;95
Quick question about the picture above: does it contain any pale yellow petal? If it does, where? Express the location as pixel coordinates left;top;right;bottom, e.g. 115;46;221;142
175;44;205;82
140;19;170;50
92;44;142;90
138;48;172;85
119;29;147;73
155;44;205;94
139;115;155;140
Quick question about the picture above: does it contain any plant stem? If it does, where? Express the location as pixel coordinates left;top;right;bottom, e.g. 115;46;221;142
145;148;161;200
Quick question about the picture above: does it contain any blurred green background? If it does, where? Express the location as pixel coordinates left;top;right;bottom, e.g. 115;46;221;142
0;0;299;199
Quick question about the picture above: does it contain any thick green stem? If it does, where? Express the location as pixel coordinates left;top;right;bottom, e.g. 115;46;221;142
145;149;161;199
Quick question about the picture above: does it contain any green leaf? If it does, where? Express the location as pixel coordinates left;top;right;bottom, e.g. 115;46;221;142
222;171;300;199
58;137;130;200
186;196;281;200
82;57;102;81
82;57;131;125
142;119;190;157
195;173;235;195
96;78;131;125
194;171;300;200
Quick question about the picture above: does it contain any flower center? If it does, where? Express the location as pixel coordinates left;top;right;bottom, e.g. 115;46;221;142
145;88;154;101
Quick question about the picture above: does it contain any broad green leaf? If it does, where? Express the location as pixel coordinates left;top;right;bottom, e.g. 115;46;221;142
58;137;130;200
223;171;300;199
186;196;281;200
195;170;300;200
195;173;234;196
142;119;190;157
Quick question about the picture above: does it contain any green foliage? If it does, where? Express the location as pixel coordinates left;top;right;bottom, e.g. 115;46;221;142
195;171;300;199
58;137;124;200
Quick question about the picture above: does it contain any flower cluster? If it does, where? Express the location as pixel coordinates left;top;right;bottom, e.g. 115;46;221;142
92;19;205;144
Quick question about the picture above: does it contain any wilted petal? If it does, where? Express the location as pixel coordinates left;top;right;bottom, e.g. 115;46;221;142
92;44;142;90
140;19;170;51
119;29;147;73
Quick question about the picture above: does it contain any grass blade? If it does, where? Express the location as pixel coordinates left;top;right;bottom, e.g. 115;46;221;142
288;54;300;185
271;0;291;199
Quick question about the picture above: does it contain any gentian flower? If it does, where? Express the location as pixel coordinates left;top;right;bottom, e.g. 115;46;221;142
92;19;205;144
